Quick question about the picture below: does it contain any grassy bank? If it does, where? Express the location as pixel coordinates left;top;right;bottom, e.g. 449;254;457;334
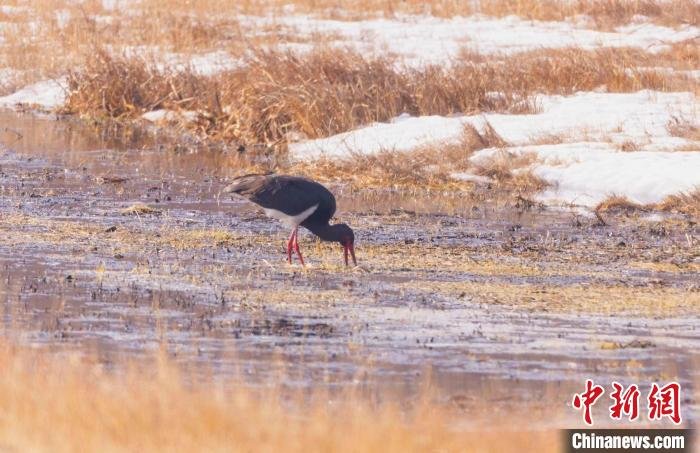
0;342;558;452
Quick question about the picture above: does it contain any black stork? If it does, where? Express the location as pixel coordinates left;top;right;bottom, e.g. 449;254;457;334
223;174;356;267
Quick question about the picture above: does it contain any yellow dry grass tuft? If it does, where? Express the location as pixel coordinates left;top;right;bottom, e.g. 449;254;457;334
291;125;492;189
595;195;645;214
667;116;700;142
471;148;550;195
656;189;700;217
594;190;700;220
121;202;162;216
0;341;559;452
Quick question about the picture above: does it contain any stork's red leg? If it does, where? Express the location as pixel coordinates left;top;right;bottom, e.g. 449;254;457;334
286;228;295;264
293;229;305;266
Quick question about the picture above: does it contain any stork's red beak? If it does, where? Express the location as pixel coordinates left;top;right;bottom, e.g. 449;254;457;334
343;242;357;267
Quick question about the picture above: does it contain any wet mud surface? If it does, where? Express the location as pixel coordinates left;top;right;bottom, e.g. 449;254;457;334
1;110;699;426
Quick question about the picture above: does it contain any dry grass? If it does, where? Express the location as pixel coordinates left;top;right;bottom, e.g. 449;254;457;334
656;189;700;217
618;140;641;152
595;195;646;214
121;202;162;215
290;124;501;189
470;145;550;195
288;122;548;197
64;45;693;153
65;48;537;146
0;341;558;452
0;1;245;71
464;45;698;93
593;195;644;224
594;190;700;219
667;116;700;142
1;0;696;95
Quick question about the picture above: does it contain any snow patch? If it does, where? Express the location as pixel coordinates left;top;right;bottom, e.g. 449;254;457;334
290;91;697;159
0;78;68;110
185;50;241;76
291;115;467;159
245;14;700;65
473;143;700;207
291;90;699;208
141;109;199;123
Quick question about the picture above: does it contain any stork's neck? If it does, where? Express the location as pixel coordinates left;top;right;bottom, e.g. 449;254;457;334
306;222;338;242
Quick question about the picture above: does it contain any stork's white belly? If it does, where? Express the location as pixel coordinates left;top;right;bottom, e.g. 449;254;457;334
263;203;318;228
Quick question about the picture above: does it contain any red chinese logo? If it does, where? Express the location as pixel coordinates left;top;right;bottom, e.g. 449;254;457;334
572;379;605;425
572;380;682;425
648;382;682;424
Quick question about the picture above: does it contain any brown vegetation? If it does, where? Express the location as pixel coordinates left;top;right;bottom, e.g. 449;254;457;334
1;0;696;95
594;190;700;219
64;45;694;152
291;124;507;189
657;189;700;217
0;341;558;452
667;116;700;142
595;195;646;214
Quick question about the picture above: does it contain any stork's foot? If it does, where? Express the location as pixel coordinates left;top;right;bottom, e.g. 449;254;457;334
286;226;305;266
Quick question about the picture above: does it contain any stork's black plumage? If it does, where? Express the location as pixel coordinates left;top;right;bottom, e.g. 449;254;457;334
224;174;356;266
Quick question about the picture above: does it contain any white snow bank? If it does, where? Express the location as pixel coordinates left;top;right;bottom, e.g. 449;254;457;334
473;143;700;207
0;78;68;110
290;91;697;159
486;91;696;144
290;90;699;207
247;14;700;65
291;115;467;159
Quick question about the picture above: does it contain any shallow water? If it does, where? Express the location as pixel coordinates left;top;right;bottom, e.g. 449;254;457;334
1;109;698;427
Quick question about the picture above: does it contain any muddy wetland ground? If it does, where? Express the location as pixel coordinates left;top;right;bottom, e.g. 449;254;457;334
1;110;698;430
